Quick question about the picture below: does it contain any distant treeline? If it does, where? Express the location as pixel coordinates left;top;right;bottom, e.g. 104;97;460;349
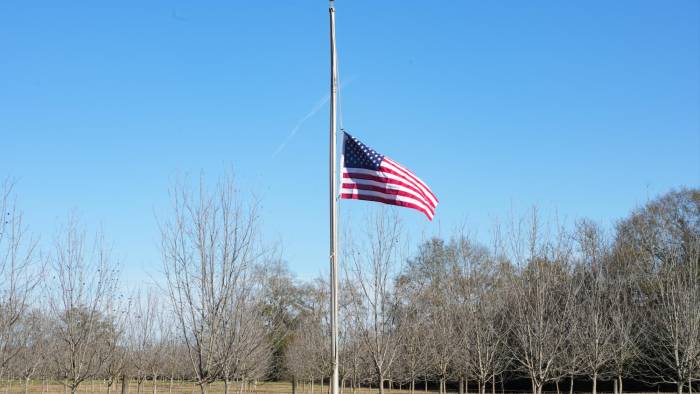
0;177;697;394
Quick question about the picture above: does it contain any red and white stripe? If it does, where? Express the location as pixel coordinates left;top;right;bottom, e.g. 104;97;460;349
341;157;438;220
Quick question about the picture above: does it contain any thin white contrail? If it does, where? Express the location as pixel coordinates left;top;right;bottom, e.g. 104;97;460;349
272;78;353;158
272;94;329;158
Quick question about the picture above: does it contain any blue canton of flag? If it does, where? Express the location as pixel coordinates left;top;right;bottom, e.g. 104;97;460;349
343;133;384;170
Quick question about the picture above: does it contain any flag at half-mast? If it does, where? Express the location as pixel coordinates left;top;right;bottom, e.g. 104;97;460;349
340;131;438;220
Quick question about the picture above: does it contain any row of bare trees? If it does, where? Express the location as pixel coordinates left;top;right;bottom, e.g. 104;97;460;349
0;175;697;394
0;177;273;394
285;189;699;394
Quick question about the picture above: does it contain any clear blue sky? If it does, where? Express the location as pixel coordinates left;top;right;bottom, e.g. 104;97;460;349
1;1;698;284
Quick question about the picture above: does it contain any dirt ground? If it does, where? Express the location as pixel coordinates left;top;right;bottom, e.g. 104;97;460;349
0;380;419;394
0;381;671;394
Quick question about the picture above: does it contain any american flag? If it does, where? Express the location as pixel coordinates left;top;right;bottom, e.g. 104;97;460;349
340;131;438;220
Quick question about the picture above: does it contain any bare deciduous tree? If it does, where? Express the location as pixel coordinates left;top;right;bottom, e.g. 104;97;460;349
103;324;129;394
404;237;460;394
345;210;404;394
603;243;642;394
456;236;510;394
340;284;368;394
160;175;262;394
286;279;332;392
11;308;50;394
0;180;40;376
47;217;120;394
643;238;700;394
573;220;616;394
221;273;271;394
394;303;428;394
128;287;163;394
505;210;577;394
618;188;700;394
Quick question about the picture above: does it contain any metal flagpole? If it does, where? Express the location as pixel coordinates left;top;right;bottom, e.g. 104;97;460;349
328;2;340;394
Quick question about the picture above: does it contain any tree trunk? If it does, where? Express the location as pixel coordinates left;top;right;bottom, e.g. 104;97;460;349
537;383;543;394
425;378;428;393
152;375;158;394
24;377;30;394
677;381;683;394
492;375;496;394
614;378;618;394
137;380;143;394
199;382;207;394
292;377;298;394
379;373;385;394
618;375;623;394
593;372;597;394
169;377;173;394
71;385;78;394
411;380;415;394
556;380;560;394
569;374;574;394
224;379;229;394
459;378;464;394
